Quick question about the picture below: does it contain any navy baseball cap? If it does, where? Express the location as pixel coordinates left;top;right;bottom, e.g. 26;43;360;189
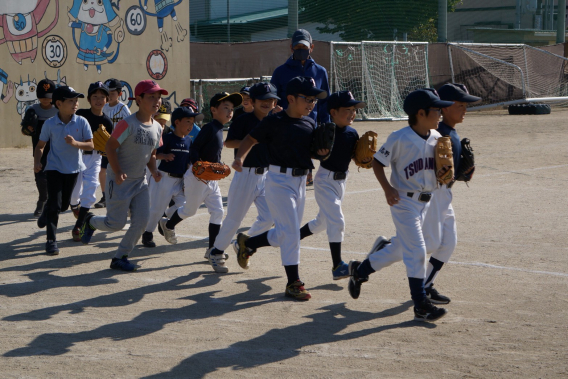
327;91;366;111
37;79;56;99
104;78;123;91
240;86;251;95
286;76;327;99
403;89;454;116
292;29;312;48
438;83;481;103
210;92;242;108
171;106;204;124
52;86;84;104
249;82;280;100
88;81;110;96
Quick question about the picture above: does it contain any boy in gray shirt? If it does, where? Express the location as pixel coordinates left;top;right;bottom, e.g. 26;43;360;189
80;80;166;271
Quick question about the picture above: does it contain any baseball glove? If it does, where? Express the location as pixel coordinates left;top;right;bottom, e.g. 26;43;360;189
311;122;335;161
192;161;231;182
353;131;378;169
93;125;110;155
455;138;475;182
435;136;454;185
20;108;38;137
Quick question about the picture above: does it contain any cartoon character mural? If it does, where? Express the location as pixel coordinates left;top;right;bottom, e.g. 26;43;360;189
0;0;60;65
68;0;125;74
45;69;67;88
0;69;15;104
15;75;39;119
140;0;187;51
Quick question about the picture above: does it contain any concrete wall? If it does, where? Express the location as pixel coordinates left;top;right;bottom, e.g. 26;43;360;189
0;0;190;148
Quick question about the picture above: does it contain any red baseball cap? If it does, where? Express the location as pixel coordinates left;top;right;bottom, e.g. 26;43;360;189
128;79;168;100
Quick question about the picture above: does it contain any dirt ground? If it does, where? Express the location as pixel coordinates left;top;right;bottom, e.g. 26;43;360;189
1;109;567;378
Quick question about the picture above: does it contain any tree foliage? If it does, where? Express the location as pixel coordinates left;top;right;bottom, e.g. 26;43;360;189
300;0;462;42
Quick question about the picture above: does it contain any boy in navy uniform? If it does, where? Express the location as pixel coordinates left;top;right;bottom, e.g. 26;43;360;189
34;86;94;255
298;91;365;280
180;98;202;142
232;76;329;301
232;86;253;120
159;92;242;257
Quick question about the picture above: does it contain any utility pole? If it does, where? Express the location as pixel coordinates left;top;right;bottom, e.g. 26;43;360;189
558;0;567;43
227;0;230;43
288;0;298;37
438;0;447;42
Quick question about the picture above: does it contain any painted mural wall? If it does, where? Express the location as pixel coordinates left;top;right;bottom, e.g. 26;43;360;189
0;0;190;148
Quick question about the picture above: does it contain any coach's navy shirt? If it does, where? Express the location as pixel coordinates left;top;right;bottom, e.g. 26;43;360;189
190;119;224;164
437;121;461;173
321;125;359;173
249;110;315;170
227;112;269;168
158;132;192;175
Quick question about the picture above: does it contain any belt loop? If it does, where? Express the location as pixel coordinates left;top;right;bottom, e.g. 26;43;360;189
280;166;286;174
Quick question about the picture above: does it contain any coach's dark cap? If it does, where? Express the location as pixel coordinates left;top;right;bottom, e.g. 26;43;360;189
249;82;280;100
37;79;56;99
88;81;110;96
171;106;204;124
403;88;454;116
438;83;481;103
210;92;242;108
292;29;312;48
51;86;84;104
240;86;251;95
155;98;172;122
327;91;366;111
286;76;327;99
104;78;123;92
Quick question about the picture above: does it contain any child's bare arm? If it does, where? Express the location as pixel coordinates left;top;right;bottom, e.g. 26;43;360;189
65;135;94;151
372;159;400;206
105;137;127;184
147;149;162;182
33;140;46;173
224;139;241;148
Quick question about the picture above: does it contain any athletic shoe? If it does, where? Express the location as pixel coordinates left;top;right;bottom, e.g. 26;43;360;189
332;261;350;280
45;240;59;256
414;298;447;322
110;256;137;272
33;201;45;217
207;248;229;273
72;227;81;242
94;197;106;208
80;213;96;245
306;176;313;186
285;280;311;300
235;233;252;269
366;236;390;259
347;260;369;299
426;286;451;304
204;248;229;260
37;210;47;229
157;220;164;236
142;231;156;248
71;204;80;219
159;217;177;244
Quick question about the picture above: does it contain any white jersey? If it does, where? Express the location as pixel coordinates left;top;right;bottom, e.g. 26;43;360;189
103;102;131;128
374;126;441;193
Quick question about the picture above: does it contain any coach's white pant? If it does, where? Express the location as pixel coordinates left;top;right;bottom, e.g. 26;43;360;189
175;165;224;224
71;153;102;209
264;165;307;266
213;168;273;252
307;166;347;242
145;170;185;233
367;191;431;279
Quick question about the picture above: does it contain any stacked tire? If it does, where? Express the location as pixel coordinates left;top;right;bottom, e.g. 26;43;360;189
508;103;551;115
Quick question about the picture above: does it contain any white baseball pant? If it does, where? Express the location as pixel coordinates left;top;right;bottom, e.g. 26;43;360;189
146;170;185;233
174;165;224;224
71;152;102;209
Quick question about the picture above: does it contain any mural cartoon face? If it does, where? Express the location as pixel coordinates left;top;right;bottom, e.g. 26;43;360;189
76;0;111;30
0;0;60;65
14;77;39;118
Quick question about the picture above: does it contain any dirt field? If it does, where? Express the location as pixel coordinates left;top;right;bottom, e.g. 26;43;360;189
1;109;567;378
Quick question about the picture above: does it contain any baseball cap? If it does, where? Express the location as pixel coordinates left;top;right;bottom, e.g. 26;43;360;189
240;86;251;95
403;89;454;116
171;106;204;124
154;98;172;121
286;76;327;99
292;29;312;48
37;79;56;99
180;98;199;112
104;78;123;92
88;81;110;96
51;86;85;104
210;92;242;108
327;91;366;111
437;83;481;103
249;82;280;100
128;79;168;100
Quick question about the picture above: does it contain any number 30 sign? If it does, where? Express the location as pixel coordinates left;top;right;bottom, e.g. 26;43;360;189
42;35;67;68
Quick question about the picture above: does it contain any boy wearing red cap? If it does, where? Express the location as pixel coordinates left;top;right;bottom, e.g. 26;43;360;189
80;80;166;272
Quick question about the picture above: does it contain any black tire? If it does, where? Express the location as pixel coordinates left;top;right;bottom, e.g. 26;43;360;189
508;103;551;115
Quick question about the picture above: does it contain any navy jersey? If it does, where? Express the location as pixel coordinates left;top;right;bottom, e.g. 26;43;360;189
437;121;461;174
76;108;114;135
189;119;224;164
158;132;192;175
321;125;359;173
249;110;315;170
227;112;269;168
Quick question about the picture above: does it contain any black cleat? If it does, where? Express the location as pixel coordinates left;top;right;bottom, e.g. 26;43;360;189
426;286;451;304
347;260;368;299
142;231;156;248
414;298;447;322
